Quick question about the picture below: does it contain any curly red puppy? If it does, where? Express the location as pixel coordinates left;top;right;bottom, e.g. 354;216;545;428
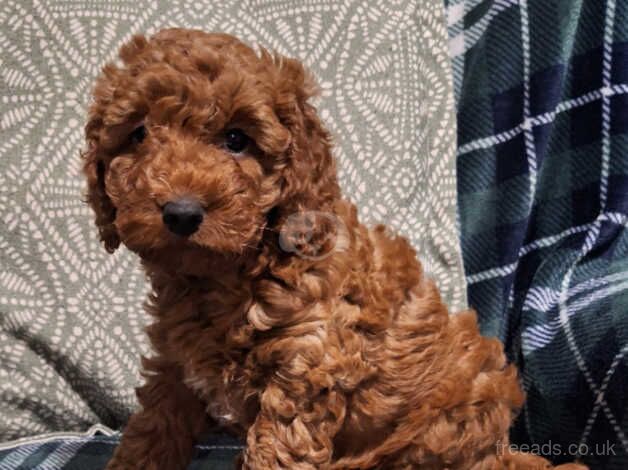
83;29;586;470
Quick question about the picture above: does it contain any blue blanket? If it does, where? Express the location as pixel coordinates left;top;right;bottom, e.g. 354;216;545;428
447;0;628;468
0;427;240;470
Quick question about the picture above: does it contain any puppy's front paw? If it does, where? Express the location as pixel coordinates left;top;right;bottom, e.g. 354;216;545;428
105;454;164;470
233;451;244;470
105;453;191;470
104;457;134;470
104;456;161;470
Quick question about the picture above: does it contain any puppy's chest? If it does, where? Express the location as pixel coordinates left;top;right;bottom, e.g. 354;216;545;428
182;360;254;427
170;295;258;427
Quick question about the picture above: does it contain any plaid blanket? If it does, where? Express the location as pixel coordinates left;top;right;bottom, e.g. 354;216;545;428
447;0;628;468
0;426;241;469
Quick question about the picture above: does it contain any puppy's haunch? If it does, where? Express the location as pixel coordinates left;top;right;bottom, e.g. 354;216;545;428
83;29;586;470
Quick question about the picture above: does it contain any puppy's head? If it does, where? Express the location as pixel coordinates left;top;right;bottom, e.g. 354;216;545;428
83;29;339;273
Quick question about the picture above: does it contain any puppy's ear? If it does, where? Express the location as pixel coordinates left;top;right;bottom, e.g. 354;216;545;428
271;52;319;106
266;52;341;213
82;118;120;253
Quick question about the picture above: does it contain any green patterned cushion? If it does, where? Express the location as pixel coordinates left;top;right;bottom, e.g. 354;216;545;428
0;0;464;440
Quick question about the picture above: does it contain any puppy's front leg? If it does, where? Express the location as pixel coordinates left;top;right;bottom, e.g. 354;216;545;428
106;357;208;470
242;384;343;470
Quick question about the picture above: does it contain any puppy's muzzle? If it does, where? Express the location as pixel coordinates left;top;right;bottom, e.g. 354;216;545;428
162;198;204;236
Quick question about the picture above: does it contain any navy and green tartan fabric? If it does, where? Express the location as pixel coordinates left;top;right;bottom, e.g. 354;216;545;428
447;0;628;468
0;428;241;470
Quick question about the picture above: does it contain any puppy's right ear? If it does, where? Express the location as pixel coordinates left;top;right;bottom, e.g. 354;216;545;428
82;118;120;253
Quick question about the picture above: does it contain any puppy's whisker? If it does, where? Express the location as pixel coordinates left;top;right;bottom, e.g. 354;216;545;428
157;175;174;193
240;242;261;251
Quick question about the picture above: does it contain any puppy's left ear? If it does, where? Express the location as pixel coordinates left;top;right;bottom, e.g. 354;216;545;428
270;53;319;106
82;117;120;253
267;52;341;212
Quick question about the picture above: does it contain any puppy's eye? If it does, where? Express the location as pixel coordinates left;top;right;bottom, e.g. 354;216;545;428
130;125;147;144
225;128;249;153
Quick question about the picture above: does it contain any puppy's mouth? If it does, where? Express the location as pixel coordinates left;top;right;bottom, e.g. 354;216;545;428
159;224;256;254
139;241;245;277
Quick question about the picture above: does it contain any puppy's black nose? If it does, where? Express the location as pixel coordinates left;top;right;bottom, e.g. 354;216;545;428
162;198;204;236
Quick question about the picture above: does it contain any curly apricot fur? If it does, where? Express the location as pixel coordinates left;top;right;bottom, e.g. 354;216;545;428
83;29;587;470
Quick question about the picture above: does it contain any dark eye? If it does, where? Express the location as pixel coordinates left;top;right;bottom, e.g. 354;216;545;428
130;125;147;144
225;128;249;153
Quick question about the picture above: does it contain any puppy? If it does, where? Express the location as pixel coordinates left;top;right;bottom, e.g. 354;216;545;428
83;28;587;470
